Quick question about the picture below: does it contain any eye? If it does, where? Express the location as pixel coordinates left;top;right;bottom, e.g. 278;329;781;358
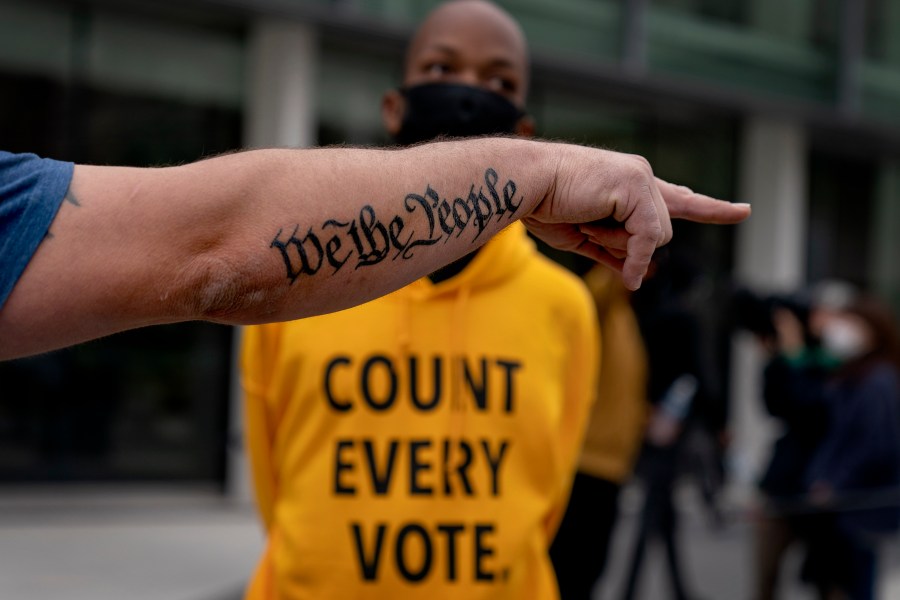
485;75;517;94
424;62;452;78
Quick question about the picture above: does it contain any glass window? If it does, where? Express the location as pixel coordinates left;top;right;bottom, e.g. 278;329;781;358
807;149;878;289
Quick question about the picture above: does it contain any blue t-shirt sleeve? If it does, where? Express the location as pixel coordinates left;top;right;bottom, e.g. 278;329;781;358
0;151;75;309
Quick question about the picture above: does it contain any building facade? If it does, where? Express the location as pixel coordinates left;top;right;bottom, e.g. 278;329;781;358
1;0;899;494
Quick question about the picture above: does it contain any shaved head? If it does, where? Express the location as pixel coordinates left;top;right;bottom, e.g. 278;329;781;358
402;0;530;105
382;0;535;141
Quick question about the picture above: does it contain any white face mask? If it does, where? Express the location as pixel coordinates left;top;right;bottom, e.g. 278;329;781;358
820;318;870;362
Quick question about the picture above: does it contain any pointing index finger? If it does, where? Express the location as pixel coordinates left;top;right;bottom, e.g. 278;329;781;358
657;178;751;224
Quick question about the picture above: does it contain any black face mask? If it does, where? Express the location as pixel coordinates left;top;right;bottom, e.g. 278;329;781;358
393;82;524;146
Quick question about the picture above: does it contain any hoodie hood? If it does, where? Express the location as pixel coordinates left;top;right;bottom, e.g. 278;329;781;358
386;222;535;467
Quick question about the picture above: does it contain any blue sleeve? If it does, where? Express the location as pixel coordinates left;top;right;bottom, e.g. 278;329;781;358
0;151;75;309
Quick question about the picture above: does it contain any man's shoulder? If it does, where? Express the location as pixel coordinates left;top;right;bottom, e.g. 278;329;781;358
504;254;597;334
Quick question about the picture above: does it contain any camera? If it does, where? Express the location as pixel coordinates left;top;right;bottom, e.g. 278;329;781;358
728;287;812;341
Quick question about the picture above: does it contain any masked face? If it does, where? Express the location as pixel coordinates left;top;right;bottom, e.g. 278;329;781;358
392;82;524;146
820;317;871;362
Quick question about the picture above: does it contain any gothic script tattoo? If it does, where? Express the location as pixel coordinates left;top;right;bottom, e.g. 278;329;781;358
271;168;523;284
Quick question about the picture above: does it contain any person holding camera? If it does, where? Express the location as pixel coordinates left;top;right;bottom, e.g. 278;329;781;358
752;296;836;600
753;284;900;600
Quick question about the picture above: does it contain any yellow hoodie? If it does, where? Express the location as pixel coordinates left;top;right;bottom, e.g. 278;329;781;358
240;223;599;600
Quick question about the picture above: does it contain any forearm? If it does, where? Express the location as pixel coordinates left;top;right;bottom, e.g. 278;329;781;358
0;138;553;359
188;138;554;323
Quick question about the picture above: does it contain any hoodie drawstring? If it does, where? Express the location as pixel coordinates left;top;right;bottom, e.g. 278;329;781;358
447;286;471;475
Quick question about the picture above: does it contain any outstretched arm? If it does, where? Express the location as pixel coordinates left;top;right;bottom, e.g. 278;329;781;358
0;137;748;360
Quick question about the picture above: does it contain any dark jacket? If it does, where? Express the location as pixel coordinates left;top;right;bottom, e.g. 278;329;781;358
758;353;832;499
806;362;900;534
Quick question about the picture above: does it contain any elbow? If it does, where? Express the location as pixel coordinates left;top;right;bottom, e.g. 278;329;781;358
159;152;296;324
171;252;289;324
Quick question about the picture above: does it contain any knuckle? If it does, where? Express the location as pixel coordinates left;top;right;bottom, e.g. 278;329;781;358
630;154;652;172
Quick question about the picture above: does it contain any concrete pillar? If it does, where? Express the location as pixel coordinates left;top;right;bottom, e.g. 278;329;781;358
837;0;865;116
243;19;318;149
621;0;648;75
227;19;318;503
728;116;808;494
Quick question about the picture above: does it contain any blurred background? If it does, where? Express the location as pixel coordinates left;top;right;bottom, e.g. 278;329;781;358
1;0;899;598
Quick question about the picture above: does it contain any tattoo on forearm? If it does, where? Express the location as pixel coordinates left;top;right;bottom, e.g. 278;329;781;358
271;168;522;284
64;190;81;207
44;190;82;240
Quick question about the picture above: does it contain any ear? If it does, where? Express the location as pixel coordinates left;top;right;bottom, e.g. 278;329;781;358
381;89;406;137
515;114;535;138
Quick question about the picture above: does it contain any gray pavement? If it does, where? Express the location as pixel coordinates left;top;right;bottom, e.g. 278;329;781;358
597;484;900;600
0;485;262;600
1;483;899;600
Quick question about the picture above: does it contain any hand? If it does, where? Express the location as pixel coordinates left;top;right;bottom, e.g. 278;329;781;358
808;480;834;506
645;407;683;447
523;145;750;290
772;308;805;355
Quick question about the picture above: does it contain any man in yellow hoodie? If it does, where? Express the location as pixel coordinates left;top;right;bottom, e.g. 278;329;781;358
239;2;600;598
